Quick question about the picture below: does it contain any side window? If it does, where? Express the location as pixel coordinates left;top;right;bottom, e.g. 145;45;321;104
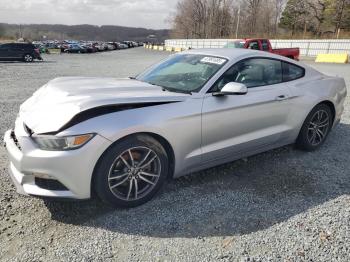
261;40;269;51
211;58;283;91
247;41;259;50
282;62;305;81
0;44;9;49
11;44;19;50
10;44;24;51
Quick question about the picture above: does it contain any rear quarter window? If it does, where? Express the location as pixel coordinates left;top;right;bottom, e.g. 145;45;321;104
261;40;269;51
282;62;305;82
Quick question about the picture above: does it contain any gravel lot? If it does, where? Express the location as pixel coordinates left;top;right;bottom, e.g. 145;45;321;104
0;48;349;262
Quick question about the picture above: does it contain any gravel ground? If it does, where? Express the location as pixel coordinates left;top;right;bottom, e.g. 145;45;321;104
0;48;349;262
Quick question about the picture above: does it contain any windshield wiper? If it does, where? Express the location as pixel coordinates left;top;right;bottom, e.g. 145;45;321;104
161;86;192;95
146;81;192;95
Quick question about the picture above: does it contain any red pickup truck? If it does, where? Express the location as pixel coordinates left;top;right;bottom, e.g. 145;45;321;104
225;38;300;60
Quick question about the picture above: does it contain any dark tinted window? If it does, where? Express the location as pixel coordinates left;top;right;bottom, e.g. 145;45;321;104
8;43;33;50
211;58;283;91
261;40;269;51
282;62;305;81
0;44;10;49
247;41;259;50
12;44;24;50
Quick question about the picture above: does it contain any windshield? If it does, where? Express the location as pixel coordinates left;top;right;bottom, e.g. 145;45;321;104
136;54;227;93
224;41;245;48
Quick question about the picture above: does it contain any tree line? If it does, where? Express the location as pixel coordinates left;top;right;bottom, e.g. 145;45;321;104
171;0;350;39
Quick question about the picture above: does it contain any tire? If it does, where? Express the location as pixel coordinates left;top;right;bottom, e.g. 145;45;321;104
23;54;34;63
93;135;169;208
296;104;333;151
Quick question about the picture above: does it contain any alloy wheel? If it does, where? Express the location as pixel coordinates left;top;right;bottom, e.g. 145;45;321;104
307;109;330;146
24;55;33;62
108;146;161;201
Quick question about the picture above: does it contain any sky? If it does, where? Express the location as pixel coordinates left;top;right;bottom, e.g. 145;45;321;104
0;0;178;29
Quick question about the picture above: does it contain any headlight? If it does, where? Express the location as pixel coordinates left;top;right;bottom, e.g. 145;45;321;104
32;134;95;151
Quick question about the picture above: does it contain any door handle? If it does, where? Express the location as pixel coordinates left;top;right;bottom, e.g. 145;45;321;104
275;95;288;101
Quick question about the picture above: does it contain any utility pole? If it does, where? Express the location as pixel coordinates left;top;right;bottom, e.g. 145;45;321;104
235;5;241;39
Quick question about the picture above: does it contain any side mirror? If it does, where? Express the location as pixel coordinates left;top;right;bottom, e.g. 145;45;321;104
213;82;248;97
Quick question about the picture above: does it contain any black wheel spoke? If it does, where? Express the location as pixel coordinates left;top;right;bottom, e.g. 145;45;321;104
134;179;139;199
128;149;135;167
318;122;329;128
126;179;133;200
119;155;131;169
140;155;157;169
110;176;129;189
140;171;160;178
109;173;128;181
138;175;155;185
137;149;152;167
317;128;324;138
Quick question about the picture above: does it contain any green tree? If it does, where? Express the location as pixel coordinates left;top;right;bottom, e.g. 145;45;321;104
322;0;350;36
333;0;350;33
279;0;309;36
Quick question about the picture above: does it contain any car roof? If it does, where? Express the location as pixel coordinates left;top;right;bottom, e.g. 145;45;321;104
182;48;272;60
184;48;325;78
182;48;306;66
0;42;30;45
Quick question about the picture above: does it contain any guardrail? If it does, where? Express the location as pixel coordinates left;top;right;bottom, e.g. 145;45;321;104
164;39;350;57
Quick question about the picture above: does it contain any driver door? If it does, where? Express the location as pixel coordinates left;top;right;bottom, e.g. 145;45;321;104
201;57;293;163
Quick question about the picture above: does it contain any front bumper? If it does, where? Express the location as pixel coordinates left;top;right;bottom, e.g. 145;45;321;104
3;129;111;199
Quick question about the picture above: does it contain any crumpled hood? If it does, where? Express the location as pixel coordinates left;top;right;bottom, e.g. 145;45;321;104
19;77;188;134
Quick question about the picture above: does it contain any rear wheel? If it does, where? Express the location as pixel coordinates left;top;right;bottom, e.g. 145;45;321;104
23;54;33;62
296;104;333;151
94;135;169;208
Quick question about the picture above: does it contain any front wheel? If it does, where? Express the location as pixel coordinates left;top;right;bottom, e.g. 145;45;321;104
23;54;34;62
296;104;333;151
94;135;169;208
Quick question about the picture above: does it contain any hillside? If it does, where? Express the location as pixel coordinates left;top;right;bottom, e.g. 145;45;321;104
0;23;169;42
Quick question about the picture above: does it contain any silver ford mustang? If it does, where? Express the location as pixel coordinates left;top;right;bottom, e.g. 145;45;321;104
4;49;347;207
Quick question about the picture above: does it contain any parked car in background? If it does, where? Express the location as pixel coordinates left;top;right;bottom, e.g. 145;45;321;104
123;41;134;48
117;43;129;49
64;44;87;53
107;43;116;50
95;42;108;52
0;43;42;62
82;43;97;53
224;38;300;60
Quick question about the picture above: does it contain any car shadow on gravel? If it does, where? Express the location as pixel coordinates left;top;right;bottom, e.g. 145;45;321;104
44;123;350;238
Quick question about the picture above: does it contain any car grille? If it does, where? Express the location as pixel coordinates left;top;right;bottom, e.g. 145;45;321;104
10;130;22;151
35;178;69;191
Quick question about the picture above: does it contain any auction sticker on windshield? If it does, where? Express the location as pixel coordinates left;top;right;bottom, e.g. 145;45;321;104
200;57;226;65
